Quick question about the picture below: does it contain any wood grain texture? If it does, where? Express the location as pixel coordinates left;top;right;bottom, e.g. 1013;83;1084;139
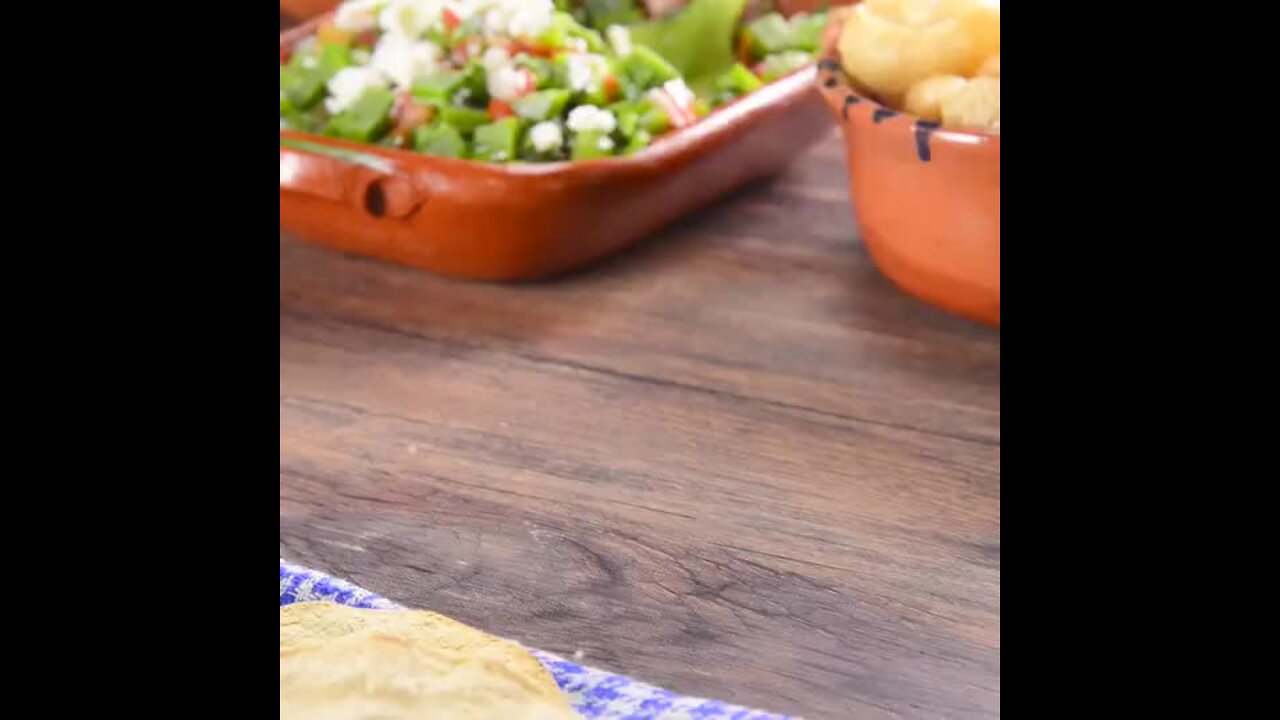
280;131;1000;718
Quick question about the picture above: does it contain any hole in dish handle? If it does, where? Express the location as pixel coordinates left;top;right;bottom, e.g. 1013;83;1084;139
279;143;428;220
364;182;387;217
357;174;428;220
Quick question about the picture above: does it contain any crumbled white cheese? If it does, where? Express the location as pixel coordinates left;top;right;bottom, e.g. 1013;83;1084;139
338;0;555;40
565;55;593;92
482;45;511;72
530;121;564;153
607;25;632;57
479;0;554;39
371;33;441;88
325;65;390;114
487;64;528;102
333;0;384;32
482;7;507;35
506;1;554;38
565;53;607;92
301;55;318;69
597;136;615;152
379;0;442;40
443;0;480;24
566;105;617;134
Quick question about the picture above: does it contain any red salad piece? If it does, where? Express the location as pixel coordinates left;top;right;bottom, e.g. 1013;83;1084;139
452;36;483;64
651;78;698;129
488;99;516;119
390;90;436;143
443;8;461;32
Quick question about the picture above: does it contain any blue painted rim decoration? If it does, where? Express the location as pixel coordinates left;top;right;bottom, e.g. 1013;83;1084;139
816;56;944;164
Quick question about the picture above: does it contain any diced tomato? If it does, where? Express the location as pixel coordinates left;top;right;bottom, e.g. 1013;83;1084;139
390;91;437;142
488;99;515;119
603;74;621;103
443;8;461;32
354;29;379;47
317;21;354;47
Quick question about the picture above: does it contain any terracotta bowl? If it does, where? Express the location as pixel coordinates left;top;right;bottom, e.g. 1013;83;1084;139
815;12;1000;325
280;13;832;280
280;0;338;21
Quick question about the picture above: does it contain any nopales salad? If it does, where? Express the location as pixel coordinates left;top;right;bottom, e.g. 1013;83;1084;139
280;0;828;163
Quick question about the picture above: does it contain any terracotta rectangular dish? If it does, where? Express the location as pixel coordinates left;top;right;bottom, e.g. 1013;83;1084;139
279;11;833;280
280;0;340;21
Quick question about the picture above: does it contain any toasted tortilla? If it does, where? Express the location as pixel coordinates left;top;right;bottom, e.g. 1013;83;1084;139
280;602;576;720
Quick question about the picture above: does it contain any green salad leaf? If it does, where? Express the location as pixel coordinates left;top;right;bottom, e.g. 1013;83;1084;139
628;0;748;93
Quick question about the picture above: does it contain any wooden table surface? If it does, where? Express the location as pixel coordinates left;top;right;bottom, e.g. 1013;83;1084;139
279;16;999;715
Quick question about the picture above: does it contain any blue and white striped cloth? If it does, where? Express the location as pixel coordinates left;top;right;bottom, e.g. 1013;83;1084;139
281;559;793;720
